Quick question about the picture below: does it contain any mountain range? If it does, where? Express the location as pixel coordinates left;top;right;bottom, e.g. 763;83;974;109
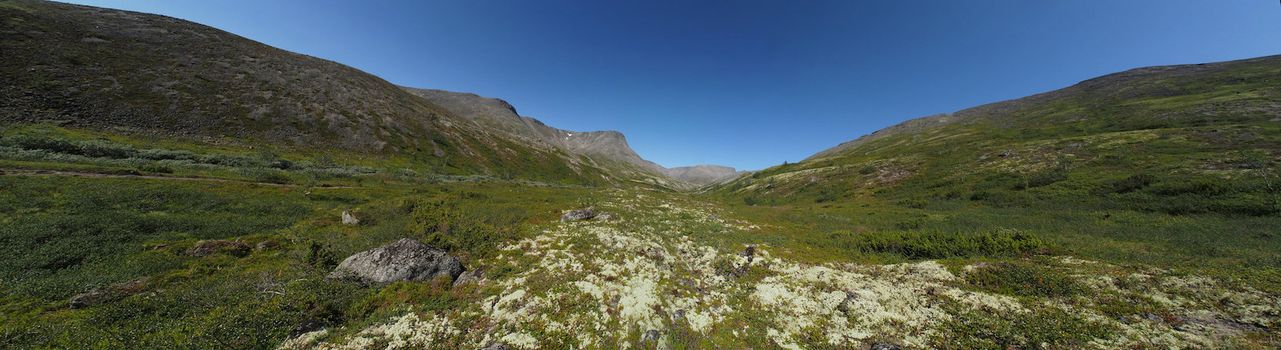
3;1;1280;349
0;0;739;188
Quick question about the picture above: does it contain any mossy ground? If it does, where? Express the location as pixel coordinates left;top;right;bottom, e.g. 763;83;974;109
1;125;1279;349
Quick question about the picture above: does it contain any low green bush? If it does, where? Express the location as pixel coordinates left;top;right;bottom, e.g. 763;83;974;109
844;229;1048;260
964;260;1080;298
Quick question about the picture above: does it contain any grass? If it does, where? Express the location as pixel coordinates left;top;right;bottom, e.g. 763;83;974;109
0;57;1278;348
0;162;597;348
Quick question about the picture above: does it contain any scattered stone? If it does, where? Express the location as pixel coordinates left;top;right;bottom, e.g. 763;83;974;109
1142;312;1163;323
453;268;485;287
188;240;251;257
836;291;859;313
673;309;686;321
341;210;360;225
69;289;106;309
480;343;510;350
290;319;326;337
739;245;756;264
641;329;660;342
69;278;148;309
594;212;614;221
870;342;902;350
561;208;596;222
328;238;465;284
255;240;280;251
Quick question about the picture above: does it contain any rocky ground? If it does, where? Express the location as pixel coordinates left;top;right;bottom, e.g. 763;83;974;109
280;191;1281;350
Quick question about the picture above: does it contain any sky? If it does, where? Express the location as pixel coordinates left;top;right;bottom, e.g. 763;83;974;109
64;0;1281;170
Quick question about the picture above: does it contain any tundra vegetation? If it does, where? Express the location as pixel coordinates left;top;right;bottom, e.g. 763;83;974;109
1;122;1278;349
1;1;1279;348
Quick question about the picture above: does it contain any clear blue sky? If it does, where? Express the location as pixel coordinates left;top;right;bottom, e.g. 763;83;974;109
65;0;1281;170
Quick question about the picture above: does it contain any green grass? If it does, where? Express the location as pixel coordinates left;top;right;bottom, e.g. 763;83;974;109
0;165;597;348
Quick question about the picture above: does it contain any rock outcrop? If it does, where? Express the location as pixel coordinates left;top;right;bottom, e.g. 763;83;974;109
663;165;744;186
188;240;251;257
561;208;597;222
328;238;465;284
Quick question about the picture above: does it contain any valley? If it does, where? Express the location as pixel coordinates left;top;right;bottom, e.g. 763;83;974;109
1;1;1279;349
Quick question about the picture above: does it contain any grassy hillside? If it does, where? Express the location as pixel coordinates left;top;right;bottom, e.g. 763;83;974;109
0;0;621;185
706;55;1281;297
1;1;1278;348
717;55;1281;213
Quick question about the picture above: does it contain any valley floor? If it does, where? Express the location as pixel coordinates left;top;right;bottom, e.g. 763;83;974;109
280;191;1280;349
1;125;1278;349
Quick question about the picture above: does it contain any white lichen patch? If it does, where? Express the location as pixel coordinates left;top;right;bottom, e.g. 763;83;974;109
282;192;1281;349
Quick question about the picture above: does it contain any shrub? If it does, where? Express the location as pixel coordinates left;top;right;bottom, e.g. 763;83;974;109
849;229;1048;260
964;260;1081;298
1102;173;1155;194
1014;168;1068;190
238;167;292;184
137;163;174;174
940;303;1114;348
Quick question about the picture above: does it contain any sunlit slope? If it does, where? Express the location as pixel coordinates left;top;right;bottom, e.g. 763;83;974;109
0;0;617;184
716;55;1281;216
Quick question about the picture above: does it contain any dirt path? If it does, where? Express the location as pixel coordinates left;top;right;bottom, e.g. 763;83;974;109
0;167;356;189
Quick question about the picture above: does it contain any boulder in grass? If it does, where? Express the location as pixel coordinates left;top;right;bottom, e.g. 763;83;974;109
69;278;148;309
452;267;485;287
328;238;464;284
560;208;596;222
188;240;251;257
341;211;360;225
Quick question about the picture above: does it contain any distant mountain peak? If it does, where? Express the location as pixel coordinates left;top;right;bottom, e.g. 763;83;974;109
404;87;740;188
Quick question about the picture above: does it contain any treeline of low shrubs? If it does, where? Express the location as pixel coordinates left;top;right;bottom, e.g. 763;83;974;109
904;168;1279;217
832;228;1050;260
0;134;378;182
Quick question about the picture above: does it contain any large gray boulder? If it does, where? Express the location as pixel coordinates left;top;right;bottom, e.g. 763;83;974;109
328;238;464;284
561;208;597;222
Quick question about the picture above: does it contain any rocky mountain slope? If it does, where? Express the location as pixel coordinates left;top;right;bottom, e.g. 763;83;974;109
407;88;741;187
0;0;638;185
663;164;744;185
715;55;1281;216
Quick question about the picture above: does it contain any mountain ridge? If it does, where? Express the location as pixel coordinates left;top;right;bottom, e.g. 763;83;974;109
405;88;741;187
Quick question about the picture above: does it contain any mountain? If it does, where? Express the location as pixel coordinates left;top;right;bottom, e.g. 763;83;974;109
663;164;743;185
715;55;1281;216
406;88;739;187
0;0;632;184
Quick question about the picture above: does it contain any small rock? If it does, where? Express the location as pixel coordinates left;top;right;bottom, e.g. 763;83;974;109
481;343;510;350
594;212;614;221
561;208;596;222
69;278;148;309
290;319;326;337
453;268;484;287
836;291;858;313
69;289;105;309
672;309;686;321
739;245;756;264
341;211;360;225
188;240;251;257
255;240;280;251
870;342;902;350
328;238;465;284
641;329;660;342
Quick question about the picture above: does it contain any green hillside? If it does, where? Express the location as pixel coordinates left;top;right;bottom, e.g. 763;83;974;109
706;54;1281;299
1;1;1279;349
0;0;617;186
